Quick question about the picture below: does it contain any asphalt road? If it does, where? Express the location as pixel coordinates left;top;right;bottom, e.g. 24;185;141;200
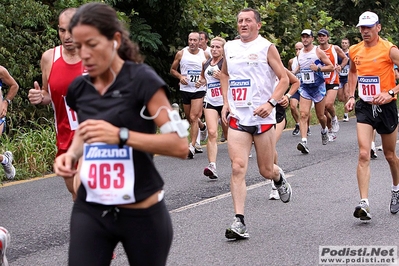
1;117;398;266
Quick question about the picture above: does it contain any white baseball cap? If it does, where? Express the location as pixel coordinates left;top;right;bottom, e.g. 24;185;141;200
356;11;379;27
301;29;313;37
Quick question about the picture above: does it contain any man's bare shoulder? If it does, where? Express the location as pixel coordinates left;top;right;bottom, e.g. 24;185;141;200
172;49;185;64
41;47;55;64
176;48;184;57
0;65;8;78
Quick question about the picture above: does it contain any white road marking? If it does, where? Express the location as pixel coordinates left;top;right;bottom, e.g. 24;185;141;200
170;174;293;213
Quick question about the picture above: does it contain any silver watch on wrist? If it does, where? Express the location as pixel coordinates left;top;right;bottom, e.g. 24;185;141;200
118;127;129;148
268;98;277;107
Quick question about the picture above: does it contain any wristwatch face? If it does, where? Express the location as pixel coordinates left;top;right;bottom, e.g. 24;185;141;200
119;128;129;146
389;90;395;97
269;99;277;107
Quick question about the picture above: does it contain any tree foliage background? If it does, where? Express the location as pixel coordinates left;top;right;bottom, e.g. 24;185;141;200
0;0;398;134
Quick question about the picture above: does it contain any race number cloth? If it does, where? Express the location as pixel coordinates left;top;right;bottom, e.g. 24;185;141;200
187;70;201;85
358;76;381;102
63;96;78;130
340;64;349;77
301;69;315;84
229;79;253;108
206;81;223;104
80;143;135;205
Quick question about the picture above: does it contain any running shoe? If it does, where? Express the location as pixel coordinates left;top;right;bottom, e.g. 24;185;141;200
269;180;280;200
353;200;372;220
321;132;328;145
204;164;218;179
328;130;336;142
200;123;208;141
194;143;203;153
225;217;249;240
370;149;378;159
343;114;349;122
220;132;226;142
0;226;10;266
307;127;311;136
390;190;399;214
297;142;309;154
275;167;292;203
187;144;195;159
2;151;15;180
292;124;300;136
331;118;340;132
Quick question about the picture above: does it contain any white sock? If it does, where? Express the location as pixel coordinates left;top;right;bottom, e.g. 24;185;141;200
344;113;348;117
371;141;376;150
210;162;216;168
332;116;338;122
196;130;201;144
321;127;328;134
361;198;369;205
301;138;307;143
392;185;399;191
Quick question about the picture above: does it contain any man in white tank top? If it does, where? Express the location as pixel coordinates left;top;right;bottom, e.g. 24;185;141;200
294;29;334;154
170;32;210;159
287;42;311;136
220;8;292;240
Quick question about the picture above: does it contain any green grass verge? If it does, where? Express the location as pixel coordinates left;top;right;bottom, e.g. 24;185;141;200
1;119;56;182
284;100;353;130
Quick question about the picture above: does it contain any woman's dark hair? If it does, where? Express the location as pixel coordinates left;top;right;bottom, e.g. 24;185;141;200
69;2;143;63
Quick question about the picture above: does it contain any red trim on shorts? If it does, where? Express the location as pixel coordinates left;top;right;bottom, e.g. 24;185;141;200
229;117;274;135
259;124;273;133
229;117;240;129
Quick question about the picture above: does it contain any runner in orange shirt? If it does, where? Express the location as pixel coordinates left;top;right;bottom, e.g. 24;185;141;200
346;11;399;219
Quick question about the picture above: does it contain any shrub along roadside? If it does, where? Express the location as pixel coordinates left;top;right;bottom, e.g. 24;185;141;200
1;119;56;182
